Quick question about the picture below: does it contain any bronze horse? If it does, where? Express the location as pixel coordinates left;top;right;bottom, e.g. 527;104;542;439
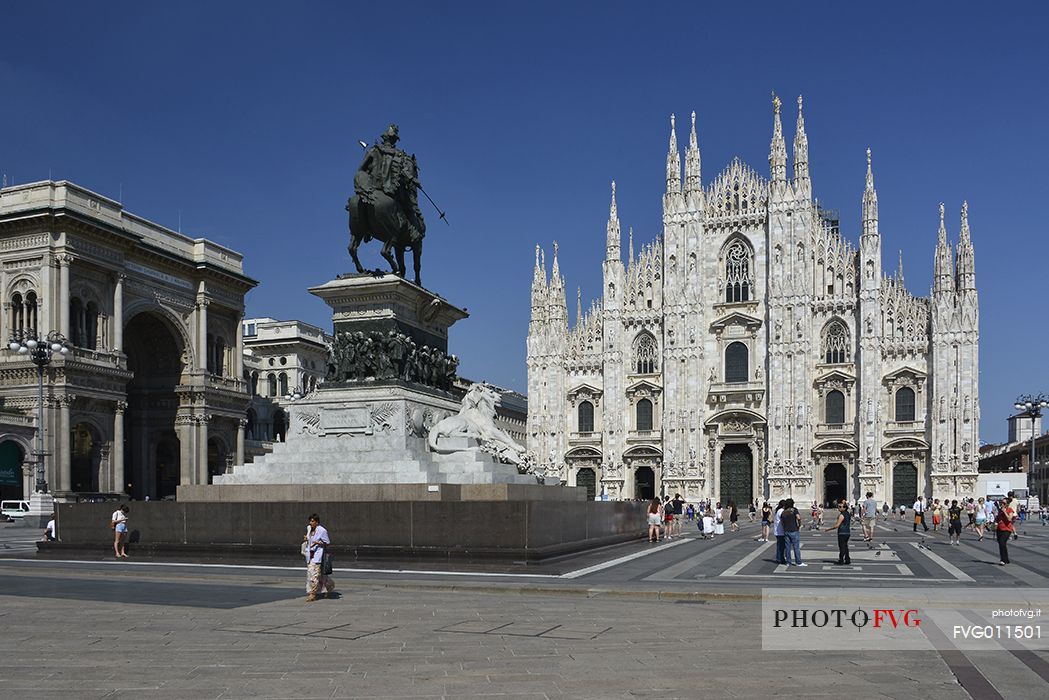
346;157;424;286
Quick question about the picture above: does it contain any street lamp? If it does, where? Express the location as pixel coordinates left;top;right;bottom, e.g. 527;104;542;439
283;386;305;402
7;330;69;520
1013;393;1048;498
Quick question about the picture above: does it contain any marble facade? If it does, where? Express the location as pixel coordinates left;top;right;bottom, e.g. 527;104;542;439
527;98;980;505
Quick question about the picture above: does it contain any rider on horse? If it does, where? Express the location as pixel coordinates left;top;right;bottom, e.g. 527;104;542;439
352;124;425;244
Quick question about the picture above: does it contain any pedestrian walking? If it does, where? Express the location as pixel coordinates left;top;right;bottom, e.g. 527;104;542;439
913;496;929;532
662;496;675;539
780;499;805;566
111;504;129;559
974;497;988;541
304;513;336;601
861;491;878;543
714;502;725;535
994;498;1017;565
686;502;696;523
825;499;852;565
947;499;963;545
964;498;976;530
759;501;772;542
647;499;661;542
881;502;890;520
748;501;756;523
773;500;786;563
729;501;740;532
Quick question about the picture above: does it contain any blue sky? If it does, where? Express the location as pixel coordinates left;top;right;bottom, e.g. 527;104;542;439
1;2;1046;442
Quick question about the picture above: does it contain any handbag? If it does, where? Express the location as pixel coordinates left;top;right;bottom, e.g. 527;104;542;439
321;552;334;576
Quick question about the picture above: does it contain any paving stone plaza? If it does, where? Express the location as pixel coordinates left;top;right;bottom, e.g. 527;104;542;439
3;518;1049;697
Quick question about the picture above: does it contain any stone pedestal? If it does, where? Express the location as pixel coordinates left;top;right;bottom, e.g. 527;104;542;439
25;490;55;528
309;273;467;353
210;382;537;487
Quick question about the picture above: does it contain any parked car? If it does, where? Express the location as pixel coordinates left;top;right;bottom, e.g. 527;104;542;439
0;500;31;519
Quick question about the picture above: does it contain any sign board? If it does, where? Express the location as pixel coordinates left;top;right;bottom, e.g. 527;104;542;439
986;480;1010;497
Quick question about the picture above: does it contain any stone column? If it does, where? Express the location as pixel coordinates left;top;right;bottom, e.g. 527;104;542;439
57;396;72;492
234;314;244;379
196;415;209;485
57;254;70;339
113;401;126;494
196;297;209;372
177;415;194;487
236;418;246;466
113;274;124;352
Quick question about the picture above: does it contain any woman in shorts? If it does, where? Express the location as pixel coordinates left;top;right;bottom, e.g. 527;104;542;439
111;504;129;559
974;497;988;541
647;500;662;542
663;497;675;539
759;501;772;542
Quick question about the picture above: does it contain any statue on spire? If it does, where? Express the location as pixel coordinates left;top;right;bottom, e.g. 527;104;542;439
772;91;782;114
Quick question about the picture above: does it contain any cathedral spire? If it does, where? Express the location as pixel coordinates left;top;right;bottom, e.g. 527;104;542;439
576;287;583;326
897;250;905;287
664;114;683;215
530;244;548;321
792;95;810;196
548;240;568;326
862;148;879;238
956;200;976;291
769;93;788;193
628;226;635;264
934;202;954;295
684;110;703;198
606;180;621;262
666;114;681;193
551;240;561;284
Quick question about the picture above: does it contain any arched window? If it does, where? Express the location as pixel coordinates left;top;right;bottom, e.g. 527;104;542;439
725;342;749;383
278;372;289;397
24;291;37;333
69;298;83;346
632;332;658;374
636;398;653;431
10;293;23;333
823;321;850;364
85;301;98;349
214;337;225;376
826;390;845;425
724;240;753;303
267;373;277;397
895;386;916;422
578;400;594;433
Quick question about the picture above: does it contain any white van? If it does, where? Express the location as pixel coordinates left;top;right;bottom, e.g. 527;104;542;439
0;500;30;519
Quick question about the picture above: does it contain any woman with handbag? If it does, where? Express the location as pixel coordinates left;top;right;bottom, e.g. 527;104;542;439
304;513;336;602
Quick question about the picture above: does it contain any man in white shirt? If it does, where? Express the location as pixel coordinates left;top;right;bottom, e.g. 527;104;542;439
912;496;929;532
43;514;56;542
773;500;786;565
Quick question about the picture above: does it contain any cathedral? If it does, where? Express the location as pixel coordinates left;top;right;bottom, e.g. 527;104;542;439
526;96;980;507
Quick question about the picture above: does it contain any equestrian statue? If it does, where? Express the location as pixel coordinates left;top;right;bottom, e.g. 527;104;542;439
347;124;435;286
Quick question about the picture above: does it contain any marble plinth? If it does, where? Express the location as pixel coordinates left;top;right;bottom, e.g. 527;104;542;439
309;273;467;353
209;382;538;488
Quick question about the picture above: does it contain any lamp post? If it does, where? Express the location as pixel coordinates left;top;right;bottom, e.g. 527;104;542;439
7;330;69;523
1013;393;1048;500
283;386;305;402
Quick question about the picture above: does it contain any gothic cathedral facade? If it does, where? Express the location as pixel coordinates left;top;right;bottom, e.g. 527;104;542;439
526;97;979;506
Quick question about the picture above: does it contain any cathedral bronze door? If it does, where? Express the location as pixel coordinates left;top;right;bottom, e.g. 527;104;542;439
823;464;847;507
892;462;917;507
719;444;752;506
634;466;655;500
576;468;596;501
